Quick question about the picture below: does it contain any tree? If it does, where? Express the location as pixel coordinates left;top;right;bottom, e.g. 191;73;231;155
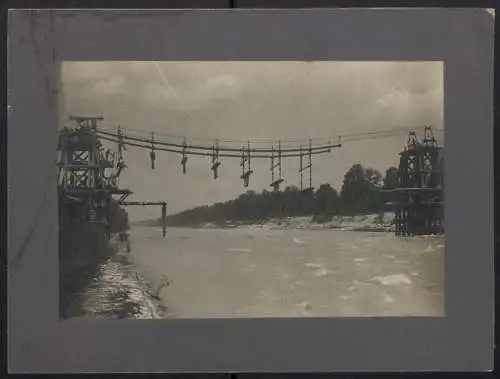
282;186;301;217
340;163;383;214
314;183;340;220
166;161;401;226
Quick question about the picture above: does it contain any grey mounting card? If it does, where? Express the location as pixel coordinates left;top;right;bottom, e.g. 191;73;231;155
7;8;494;373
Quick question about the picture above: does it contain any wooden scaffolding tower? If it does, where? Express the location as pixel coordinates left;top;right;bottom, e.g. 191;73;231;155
389;126;444;236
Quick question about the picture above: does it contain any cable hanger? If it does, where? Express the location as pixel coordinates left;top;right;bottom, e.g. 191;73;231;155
150;132;156;170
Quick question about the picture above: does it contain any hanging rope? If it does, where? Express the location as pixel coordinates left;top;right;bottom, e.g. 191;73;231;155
150;132;156;170
181;137;188;174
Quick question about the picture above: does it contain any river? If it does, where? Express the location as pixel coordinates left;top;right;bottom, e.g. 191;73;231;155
127;225;444;318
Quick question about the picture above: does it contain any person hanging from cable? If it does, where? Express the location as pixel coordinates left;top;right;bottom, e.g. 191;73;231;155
116;157;126;177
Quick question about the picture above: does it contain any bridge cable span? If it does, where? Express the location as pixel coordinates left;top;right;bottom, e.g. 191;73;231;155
92;123;441;190
95;128;342;154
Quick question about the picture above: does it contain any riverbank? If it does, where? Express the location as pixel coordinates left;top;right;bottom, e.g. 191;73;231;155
166;213;396;233
61;229;166;319
58;191;169;319
62;235;168;320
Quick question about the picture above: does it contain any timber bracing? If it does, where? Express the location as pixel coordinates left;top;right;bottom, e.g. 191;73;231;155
58;116;170;240
388;126;444;236
58;120;114;229
58;117;164;241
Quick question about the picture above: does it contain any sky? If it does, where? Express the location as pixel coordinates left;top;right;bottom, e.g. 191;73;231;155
59;61;443;220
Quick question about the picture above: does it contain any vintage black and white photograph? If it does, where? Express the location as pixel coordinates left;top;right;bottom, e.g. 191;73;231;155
57;61;444;319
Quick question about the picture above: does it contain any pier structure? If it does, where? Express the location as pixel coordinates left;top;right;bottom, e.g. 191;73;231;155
57;116;167;242
387;126;444;236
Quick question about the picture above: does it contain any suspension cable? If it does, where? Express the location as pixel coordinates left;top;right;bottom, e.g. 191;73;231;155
96;128;342;154
97;135;333;159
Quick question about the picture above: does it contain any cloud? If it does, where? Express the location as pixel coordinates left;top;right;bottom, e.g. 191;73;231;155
61;62;243;113
196;74;240;99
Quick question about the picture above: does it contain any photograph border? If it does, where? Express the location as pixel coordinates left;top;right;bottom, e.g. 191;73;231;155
7;8;494;373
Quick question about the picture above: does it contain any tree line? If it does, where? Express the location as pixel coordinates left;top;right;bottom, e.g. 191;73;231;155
166;163;400;226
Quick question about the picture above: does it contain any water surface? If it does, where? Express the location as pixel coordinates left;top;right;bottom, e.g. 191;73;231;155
129;226;444;318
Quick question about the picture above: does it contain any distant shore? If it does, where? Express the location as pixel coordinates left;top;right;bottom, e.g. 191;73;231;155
132;212;396;233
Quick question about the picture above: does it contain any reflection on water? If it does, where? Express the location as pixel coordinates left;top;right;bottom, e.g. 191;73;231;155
128;226;444;318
